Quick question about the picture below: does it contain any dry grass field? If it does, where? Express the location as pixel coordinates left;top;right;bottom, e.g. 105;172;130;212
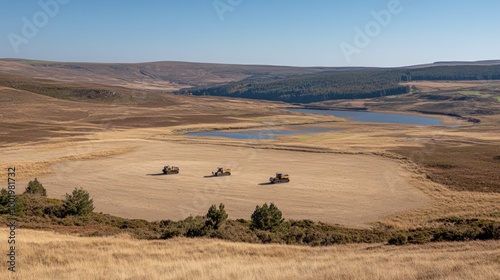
0;228;499;280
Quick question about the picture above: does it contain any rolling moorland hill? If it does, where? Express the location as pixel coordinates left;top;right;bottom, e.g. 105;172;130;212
0;59;341;91
1;59;500;103
1;59;500;120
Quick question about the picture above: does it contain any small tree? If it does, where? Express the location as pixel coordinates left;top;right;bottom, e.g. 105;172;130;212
0;188;9;214
251;202;284;232
24;178;47;196
63;188;94;216
0;188;25;216
205;203;228;230
0;188;8;206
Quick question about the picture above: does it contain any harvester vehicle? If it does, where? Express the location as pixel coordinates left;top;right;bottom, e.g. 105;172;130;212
212;167;231;176
269;172;289;184
162;165;179;174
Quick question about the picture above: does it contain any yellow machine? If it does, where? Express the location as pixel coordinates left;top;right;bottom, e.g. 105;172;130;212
162;165;180;174
212;167;231;176
269;172;289;184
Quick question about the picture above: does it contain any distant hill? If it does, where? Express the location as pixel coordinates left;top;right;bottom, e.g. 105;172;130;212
432;60;500;66
1;59;500;103
404;60;500;69
0;59;339;92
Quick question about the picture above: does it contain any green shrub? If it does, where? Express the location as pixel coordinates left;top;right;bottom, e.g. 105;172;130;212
0;188;9;205
255;230;274;243
289;219;315;228
251;203;284;232
21;195;45;216
477;223;500;240
43;199;66;218
0;189;9;214
160;216;207;239
388;233;408;245
323;232;350;245
161;229;182;239
0;189;25;216
407;230;432;244
431;218;500;242
63;188;94;216
283;227;306;245
302;229;325;246
184;216;206;237
159;220;174;227
24;178;47;196
209;220;260;243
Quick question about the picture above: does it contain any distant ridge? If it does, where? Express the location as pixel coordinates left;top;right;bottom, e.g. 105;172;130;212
1;58;499;101
404;60;500;69
434;60;500;65
0;59;335;91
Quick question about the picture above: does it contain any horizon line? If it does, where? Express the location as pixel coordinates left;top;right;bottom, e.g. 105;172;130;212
1;57;500;69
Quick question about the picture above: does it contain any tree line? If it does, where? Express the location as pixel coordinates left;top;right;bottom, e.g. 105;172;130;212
401;65;500;81
185;65;500;103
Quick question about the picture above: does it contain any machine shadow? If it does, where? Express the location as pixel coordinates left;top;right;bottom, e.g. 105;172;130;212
147;173;167;176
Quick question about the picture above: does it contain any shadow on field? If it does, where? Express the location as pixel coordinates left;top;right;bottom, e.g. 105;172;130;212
147;173;167;176
258;182;273;186
203;175;216;178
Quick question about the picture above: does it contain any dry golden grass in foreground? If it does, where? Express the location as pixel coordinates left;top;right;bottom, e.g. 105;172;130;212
1;228;499;280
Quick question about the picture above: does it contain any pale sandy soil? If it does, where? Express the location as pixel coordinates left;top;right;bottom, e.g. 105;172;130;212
2;139;429;227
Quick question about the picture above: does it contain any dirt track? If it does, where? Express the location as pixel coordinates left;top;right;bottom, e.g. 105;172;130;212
6;138;430;227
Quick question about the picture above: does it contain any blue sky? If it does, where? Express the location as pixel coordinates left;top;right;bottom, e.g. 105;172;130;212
0;0;499;67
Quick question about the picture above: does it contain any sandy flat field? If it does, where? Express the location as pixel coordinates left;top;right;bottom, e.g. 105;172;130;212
4;138;429;227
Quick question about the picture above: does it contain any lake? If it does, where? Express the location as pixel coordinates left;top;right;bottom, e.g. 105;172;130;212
186;109;446;140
